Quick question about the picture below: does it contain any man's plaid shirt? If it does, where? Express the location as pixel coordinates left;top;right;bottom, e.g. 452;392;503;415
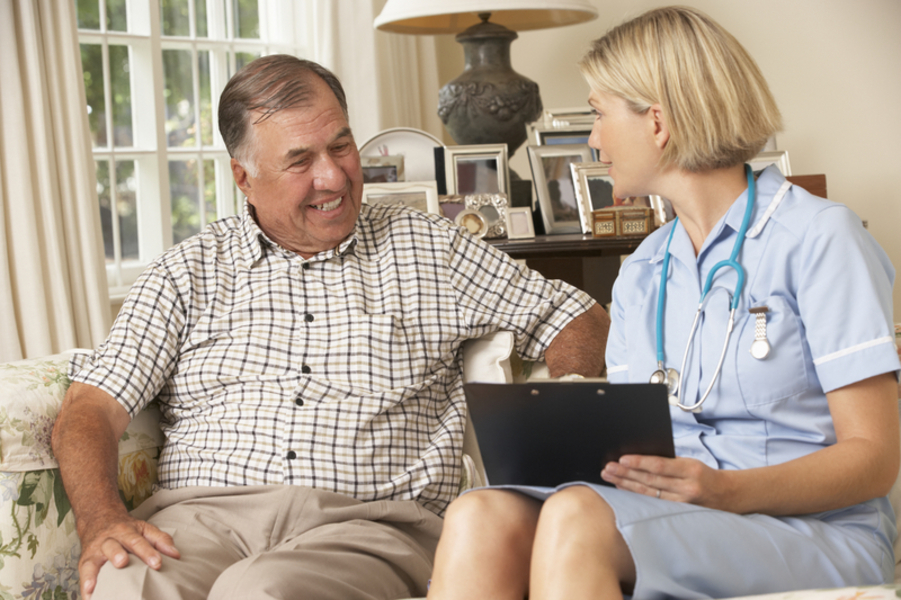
71;204;594;515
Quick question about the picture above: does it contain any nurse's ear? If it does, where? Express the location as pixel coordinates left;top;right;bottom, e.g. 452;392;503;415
648;103;670;150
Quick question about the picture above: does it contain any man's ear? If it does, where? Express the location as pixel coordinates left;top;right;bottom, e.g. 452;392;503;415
649;104;670;150
231;158;251;196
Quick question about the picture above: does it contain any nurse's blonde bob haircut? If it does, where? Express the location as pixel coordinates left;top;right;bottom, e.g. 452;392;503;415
579;6;782;172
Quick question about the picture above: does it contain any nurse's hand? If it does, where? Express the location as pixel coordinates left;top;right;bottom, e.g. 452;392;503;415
600;455;732;509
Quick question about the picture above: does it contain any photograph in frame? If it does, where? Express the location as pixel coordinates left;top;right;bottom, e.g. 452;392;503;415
443;144;509;196
361;155;404;183
438;194;466;221
527;144;594;235
505;207;535;239
362;181;440;215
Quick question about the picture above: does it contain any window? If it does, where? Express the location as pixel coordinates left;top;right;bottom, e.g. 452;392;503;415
76;0;312;299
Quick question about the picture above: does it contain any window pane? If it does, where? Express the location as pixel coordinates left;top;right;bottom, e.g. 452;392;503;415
204;159;217;221
161;0;190;37
170;160;200;244
199;51;213;146
109;44;134;147
77;0;100;30
81;43;107;147
235;51;259;73
234;0;259;39
195;0;209;38
106;0;127;31
116;160;139;260
96;160;113;261
163;49;196;147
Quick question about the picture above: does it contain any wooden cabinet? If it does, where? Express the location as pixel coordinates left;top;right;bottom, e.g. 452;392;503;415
486;233;642;307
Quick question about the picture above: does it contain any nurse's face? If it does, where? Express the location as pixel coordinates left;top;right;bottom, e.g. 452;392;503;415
588;90;663;200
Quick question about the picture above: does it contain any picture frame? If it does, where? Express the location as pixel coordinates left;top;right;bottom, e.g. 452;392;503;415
570;162;616;234
505;206;535;239
362;181;440;215
361;155;404;183
539;107;596;126
528;122;599;161
748;150;791;176
455;209;489;239
527;143;594;235
464;193;509;239
438;194;467;221
443;144;509;196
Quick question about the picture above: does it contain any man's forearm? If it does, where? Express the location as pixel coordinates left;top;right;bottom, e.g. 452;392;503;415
52;384;132;530
544;303;610;378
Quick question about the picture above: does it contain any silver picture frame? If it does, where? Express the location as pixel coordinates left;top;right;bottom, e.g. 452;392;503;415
749;150;791;176
361;155;404;183
362;181;440;215
527;144;594;235
505;206;535;239
443;144;509;196
464;193;509;239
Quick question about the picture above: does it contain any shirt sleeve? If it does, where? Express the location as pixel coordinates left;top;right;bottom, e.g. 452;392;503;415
798;205;899;392
69;262;187;418
445;228;596;361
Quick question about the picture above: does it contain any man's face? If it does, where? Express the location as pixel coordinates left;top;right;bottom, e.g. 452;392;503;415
231;77;363;258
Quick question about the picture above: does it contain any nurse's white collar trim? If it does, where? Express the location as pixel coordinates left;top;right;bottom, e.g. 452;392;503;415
746;179;792;238
606;364;629;374
813;336;894;366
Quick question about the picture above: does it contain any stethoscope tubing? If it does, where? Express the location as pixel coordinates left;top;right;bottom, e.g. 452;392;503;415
655;164;756;412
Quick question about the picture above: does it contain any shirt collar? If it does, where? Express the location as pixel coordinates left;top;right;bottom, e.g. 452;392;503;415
238;202;362;268
650;164;787;266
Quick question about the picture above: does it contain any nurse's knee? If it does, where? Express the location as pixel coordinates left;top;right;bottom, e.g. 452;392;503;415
443;490;540;544
540;486;616;537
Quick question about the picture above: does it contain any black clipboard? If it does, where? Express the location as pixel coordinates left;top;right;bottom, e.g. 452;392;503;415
464;381;674;487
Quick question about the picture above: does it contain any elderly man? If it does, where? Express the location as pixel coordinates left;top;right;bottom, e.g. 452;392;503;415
52;55;608;600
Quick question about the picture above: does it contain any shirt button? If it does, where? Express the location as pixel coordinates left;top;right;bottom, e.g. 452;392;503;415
295;398;304;407
304;313;314;322
302;262;311;270
301;365;311;374
287;451;297;459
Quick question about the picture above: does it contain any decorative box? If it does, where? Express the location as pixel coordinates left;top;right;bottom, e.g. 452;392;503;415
591;207;657;239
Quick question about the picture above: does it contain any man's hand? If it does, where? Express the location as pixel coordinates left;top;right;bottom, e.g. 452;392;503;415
78;513;180;599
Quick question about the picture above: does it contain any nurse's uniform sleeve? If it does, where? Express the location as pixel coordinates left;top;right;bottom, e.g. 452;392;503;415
798;205;899;392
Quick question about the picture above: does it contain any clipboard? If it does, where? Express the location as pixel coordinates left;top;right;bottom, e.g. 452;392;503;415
463;381;674;487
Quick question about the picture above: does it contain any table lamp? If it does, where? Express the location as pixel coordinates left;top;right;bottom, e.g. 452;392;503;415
374;0;598;157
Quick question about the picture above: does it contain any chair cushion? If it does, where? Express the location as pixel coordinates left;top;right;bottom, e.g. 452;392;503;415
0;350;164;472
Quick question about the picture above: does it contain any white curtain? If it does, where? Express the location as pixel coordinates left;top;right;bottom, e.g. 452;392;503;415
311;0;444;146
0;0;111;362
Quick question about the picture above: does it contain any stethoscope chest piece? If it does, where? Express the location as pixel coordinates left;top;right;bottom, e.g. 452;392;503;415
649;365;680;403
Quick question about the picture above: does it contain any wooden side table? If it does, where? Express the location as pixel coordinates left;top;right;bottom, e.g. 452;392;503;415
486;234;643;306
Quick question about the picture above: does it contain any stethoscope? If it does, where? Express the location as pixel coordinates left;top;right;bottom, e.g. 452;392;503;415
649;164;757;413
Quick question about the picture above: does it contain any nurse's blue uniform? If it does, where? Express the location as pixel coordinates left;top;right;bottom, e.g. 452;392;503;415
502;166;900;598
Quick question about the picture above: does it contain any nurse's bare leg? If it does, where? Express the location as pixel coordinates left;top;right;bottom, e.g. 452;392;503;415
530;485;636;600
428;489;541;600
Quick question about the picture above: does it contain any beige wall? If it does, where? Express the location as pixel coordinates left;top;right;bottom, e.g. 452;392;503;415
430;0;901;317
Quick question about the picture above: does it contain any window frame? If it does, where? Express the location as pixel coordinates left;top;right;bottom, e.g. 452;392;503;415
77;0;312;301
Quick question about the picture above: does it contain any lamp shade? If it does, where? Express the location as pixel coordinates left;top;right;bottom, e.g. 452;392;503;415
374;0;598;35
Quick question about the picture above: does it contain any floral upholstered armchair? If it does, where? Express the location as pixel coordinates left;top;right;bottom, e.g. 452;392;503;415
0;350;164;599
0;335;514;600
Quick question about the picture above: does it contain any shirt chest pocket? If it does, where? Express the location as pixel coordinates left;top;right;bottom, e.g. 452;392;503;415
734;295;811;406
